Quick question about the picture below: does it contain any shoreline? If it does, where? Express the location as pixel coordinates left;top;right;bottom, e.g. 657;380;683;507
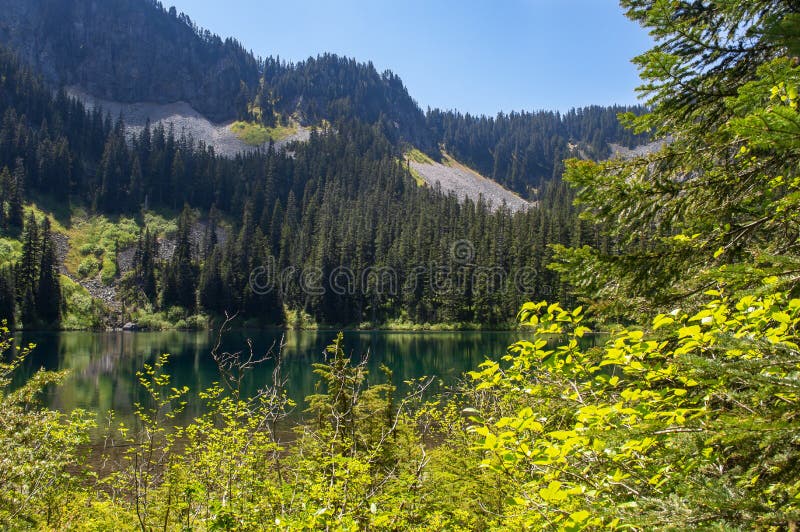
11;323;525;333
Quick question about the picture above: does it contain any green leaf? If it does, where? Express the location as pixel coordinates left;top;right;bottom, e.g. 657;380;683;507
678;325;701;340
569;510;590;523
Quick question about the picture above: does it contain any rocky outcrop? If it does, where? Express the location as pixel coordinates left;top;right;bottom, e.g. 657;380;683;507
408;153;532;213
0;0;259;122
609;139;668;160
116;221;229;274
53;232;120;317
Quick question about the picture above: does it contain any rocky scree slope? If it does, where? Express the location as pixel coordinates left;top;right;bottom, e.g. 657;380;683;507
68;87;311;157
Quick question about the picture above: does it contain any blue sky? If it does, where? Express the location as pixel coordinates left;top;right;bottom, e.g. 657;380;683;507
166;0;653;116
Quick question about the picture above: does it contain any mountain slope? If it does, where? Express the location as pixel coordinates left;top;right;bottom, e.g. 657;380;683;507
0;0;430;145
426;106;650;195
0;0;647;196
67;86;311;157
0;0;651;330
0;0;260;122
406;150;532;212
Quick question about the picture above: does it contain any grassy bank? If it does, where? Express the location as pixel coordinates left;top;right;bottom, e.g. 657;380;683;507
229;119;299;146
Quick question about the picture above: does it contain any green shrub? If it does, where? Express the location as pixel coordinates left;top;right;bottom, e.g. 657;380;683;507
60;275;105;329
78;243;103;257
0;325;94;528
77;256;100;278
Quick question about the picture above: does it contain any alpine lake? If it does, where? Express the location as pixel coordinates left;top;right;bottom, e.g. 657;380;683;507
12;328;603;435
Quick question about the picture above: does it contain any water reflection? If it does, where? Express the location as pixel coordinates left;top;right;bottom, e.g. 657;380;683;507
14;329;601;429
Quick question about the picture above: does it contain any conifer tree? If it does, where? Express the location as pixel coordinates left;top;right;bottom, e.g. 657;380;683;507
35;217;60;325
0;266;15;328
129;154;143;209
202;204;219;256
97;130;128;211
5;166;23;230
133;228;158;304
554;0;800;321
198;247;224;313
162;205;197;310
0;166;9;229
16;212;38;303
20;284;36;328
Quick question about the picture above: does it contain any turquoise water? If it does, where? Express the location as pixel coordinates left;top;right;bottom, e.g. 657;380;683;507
14;329;550;426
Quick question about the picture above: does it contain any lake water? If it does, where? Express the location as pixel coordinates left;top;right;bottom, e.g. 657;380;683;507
13;329;556;427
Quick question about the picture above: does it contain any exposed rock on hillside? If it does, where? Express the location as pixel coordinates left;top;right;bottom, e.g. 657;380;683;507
408;153;532;213
116;221;229;274
68;87;310;157
52;231;120;312
609;139;668;160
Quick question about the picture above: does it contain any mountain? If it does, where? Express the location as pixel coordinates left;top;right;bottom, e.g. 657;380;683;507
427;106;649;194
0;0;651;330
0;0;259;122
0;0;430;145
258;53;432;149
0;0;646;195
